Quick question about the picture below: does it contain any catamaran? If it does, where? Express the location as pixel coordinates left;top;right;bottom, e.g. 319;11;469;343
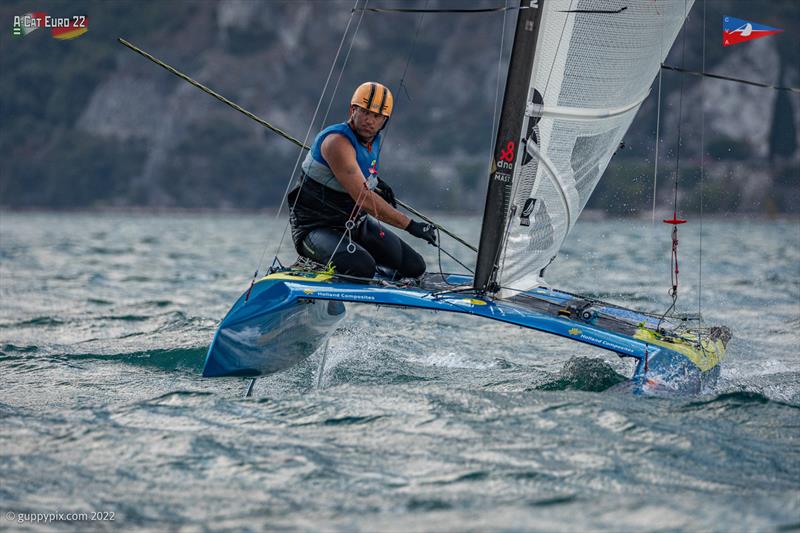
199;0;731;394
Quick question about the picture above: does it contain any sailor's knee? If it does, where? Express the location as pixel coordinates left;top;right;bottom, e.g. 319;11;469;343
334;250;376;278
402;250;426;278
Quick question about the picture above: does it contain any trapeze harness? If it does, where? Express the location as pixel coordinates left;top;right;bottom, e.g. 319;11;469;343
288;122;425;279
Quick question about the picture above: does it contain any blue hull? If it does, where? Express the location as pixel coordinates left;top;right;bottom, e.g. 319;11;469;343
204;271;730;394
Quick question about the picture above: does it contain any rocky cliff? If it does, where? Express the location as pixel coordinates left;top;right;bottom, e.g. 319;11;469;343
1;0;797;213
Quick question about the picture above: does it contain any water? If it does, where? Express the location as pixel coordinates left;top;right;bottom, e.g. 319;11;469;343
1;212;798;531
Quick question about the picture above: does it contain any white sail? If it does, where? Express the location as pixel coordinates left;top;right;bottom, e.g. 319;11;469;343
497;0;693;293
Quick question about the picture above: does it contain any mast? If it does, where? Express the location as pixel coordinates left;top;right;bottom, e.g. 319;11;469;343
473;0;544;293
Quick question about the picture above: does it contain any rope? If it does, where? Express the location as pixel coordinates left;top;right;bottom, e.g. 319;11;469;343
651;14;665;226
318;1;478;279
354;5;529;14
319;1;371;132
323;183;373;267
400;201;477;252
472;0;508;284
119;4;478;293
660;64;800;94
395;0;429;106
489;0;509;168
658;0;690;328
116;38;303;150
671;10;687;228
359;0;427;187
270;0;368;271
353;5;627;15
698;0;706;321
436;229;475;285
277;1;479;275
558;7;627;14
542;0;575;96
374;1;478;260
651;67;663;225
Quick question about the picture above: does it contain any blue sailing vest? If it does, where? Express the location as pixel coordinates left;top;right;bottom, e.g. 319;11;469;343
301;122;381;192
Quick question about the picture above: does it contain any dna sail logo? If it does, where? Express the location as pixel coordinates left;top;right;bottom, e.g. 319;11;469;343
723;16;782;47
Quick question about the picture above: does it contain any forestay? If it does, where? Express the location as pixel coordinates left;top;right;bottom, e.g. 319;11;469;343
496;0;693;293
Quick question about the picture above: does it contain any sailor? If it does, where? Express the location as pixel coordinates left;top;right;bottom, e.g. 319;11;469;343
288;82;437;279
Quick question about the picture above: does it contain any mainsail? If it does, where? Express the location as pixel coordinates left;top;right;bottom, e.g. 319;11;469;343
475;0;694;294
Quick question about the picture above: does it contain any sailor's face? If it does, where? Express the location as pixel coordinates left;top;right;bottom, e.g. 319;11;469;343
350;106;386;139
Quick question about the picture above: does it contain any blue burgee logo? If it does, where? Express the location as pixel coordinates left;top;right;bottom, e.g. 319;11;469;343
723;16;783;47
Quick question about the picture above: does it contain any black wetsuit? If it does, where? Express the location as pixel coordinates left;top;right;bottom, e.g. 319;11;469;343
289;178;425;279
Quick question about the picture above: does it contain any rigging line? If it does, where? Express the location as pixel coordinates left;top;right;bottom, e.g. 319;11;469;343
377;2;478;264
365;3;482;257
437;229;476;275
401;201;478;252
319;0;371;131
429;285;480;298
324;184;372;269
436;234;454;283
651;68;663;225
370;0;427;171
493;284;699;336
558;7;627;14
395;0;428;105
495;0;572;284
671;8;687;223
440;0;508;276
698;0;706;321
121;21;475;268
651;14;665;226
658;0;690;329
494;285;670;330
274;3;477;256
479;0;510;274
660;64;800;94
121;12;476;255
354;6;529;14
542;0;576;97
489;0;509;173
437;230;460;284
272;0;368;267
116;38;303;150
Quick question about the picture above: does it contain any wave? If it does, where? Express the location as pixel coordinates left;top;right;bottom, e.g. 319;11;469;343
1;343;39;354
67;347;206;372
684;390;800;410
0;316;66;328
536;356;629;392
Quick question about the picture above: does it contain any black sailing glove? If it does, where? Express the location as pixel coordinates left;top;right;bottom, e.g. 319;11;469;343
405;220;437;246
375;177;397;208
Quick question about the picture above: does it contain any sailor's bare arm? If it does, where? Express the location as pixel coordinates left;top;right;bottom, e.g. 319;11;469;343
321;134;410;229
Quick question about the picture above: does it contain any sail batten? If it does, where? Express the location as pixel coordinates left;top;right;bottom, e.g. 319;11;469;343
526;90;650;120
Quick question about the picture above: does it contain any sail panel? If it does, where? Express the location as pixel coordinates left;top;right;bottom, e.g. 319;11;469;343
496;0;693;293
473;1;544;291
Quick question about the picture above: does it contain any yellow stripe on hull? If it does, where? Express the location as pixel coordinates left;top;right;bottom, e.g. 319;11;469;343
258;271;334;283
634;327;727;372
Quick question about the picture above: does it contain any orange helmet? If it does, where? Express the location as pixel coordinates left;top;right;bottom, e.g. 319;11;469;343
350;82;394;117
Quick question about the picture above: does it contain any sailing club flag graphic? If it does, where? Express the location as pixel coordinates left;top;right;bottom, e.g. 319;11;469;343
723;16;782;47
12;12;88;40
